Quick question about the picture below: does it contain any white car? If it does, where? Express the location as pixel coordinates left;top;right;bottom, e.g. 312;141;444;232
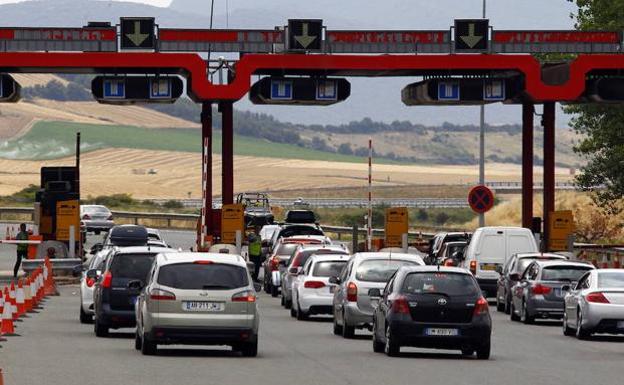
79;248;115;323
291;253;350;320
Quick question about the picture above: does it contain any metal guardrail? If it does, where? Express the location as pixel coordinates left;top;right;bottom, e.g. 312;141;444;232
21;258;82;273
146;198;469;209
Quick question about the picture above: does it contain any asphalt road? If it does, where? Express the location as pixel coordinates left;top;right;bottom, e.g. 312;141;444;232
2;283;624;385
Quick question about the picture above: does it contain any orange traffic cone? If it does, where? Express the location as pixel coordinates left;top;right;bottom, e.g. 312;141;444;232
43;258;58;297
15;280;27;319
24;277;33;312
1;288;17;336
8;283;19;322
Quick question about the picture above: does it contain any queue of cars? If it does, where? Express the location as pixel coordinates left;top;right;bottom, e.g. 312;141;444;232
75;215;624;359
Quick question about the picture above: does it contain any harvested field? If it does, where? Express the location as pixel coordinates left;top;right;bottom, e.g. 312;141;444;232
0;148;573;199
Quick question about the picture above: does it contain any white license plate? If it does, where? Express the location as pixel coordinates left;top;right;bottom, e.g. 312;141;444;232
182;301;224;312
480;263;498;271
425;328;459;336
617;321;624;329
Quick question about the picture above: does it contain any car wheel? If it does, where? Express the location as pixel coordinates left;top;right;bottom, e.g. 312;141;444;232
510;302;520;322
285;298;292;309
333;309;343;335
141;332;157;356
476;342;491;360
384;326;400;357
94;318;109;337
372;321;384;353
296;301;308;321
280;295;285;307
135;330;142;350
504;295;511;315
521;300;534;324
240;340;258;357
271;284;279;298
562;311;575;336
496;295;505;312
79;305;92;324
342;312;355;339
290;306;296;318
94;230;101;235
576;310;591;340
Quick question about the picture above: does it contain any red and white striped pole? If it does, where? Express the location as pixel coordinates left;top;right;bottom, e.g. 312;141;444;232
367;137;373;252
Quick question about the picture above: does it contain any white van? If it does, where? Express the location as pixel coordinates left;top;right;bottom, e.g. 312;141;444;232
461;227;538;297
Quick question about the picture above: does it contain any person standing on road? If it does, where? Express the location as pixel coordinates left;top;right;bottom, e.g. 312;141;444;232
248;232;263;282
14;223;28;278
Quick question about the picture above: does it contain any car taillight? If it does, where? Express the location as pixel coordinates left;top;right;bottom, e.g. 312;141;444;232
149;288;176;301
469;260;477;274
391;296;410;315
232;290;256;302
194;260;213;265
586;292;610;303
86;278;96;288
270;257;280;271
101;271;112;288
473;296;489;316
304;281;326;289
82;214;91;220
531;284;552;295
347;282;357;302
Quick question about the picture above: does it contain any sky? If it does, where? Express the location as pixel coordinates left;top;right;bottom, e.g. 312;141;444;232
0;0;173;6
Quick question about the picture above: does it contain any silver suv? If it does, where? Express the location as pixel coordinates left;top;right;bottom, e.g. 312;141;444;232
331;252;425;338
133;252;260;356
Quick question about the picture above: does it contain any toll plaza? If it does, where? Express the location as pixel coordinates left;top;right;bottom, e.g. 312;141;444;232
1;17;624;250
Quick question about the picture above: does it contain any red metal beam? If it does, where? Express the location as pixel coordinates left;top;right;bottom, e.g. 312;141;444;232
2;52;624;102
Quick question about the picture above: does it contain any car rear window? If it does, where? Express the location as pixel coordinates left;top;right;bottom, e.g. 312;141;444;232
280;227;324;238
355;259;418;282
157;263;248;290
598;272;624;288
110;254;155;280
292;249;347;267
542;266;593;282
313;261;347;277
402;272;479;296
517;257;563;273
276;243;299;256
85;206;110;214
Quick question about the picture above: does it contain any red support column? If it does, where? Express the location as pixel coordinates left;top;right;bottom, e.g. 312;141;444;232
522;103;534;230
542;102;556;251
220;101;234;205
201;102;213;240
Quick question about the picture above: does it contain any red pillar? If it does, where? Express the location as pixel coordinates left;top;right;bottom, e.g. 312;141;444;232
542;102;556;251
522;103;534;229
201;102;213;238
220;101;234;205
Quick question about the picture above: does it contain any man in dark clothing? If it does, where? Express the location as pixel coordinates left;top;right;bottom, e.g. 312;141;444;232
14;223;29;278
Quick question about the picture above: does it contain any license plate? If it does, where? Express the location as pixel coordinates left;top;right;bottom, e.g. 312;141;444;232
182;301;224;312
480;263;498;271
425;328;459;336
617;321;624;329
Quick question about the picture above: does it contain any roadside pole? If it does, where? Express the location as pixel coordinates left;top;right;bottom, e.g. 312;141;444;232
478;0;487;228
367;137;372;251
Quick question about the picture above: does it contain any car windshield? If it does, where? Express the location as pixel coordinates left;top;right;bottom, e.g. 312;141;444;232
313;261;347;277
597;272;624;288
110;254;155;280
355;259;418;282
84;206;110;214
542;266;593;282
158;263;249;290
276;243;299;256
402;272;479;296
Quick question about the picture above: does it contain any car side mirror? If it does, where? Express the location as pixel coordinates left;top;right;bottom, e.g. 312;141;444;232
86;269;100;280
253;282;262;292
90;243;103;254
288;267;300;275
72;264;85;277
127;280;144;296
328;276;341;285
509;273;520;282
495;265;503;274
368;288;382;298
561;284;571;292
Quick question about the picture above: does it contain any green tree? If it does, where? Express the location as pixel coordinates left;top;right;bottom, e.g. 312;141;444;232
566;0;624;212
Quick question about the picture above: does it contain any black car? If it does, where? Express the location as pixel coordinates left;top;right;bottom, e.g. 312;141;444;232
284;209;316;224
371;266;491;358
91;246;171;337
